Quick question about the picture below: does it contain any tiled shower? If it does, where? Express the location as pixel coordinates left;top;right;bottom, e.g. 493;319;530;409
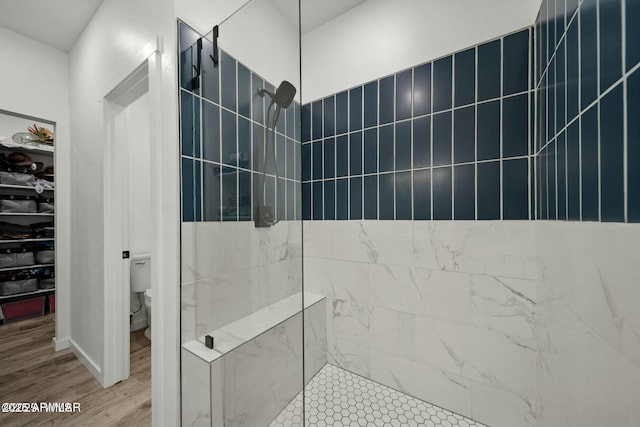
179;0;640;426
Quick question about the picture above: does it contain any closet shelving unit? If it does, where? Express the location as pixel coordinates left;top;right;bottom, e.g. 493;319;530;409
0;109;56;324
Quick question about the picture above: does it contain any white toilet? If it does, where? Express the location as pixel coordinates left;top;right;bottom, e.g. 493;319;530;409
131;254;152;340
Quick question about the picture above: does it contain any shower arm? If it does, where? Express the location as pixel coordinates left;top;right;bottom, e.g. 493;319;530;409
258;100;285;227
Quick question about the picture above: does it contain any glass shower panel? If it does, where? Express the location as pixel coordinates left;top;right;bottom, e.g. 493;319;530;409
179;0;303;425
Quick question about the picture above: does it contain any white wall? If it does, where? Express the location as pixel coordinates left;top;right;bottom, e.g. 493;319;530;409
301;0;542;102
0;25;72;351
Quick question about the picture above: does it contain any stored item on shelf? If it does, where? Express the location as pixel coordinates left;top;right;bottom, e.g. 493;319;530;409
35;249;54;264
48;294;55;313
38;197;54;213
30;222;54;239
0;247;35;268
36;166;54;183
1;296;45;321
34;179;54;194
2;135;54;153
27;124;54;145
0;278;38;296
0;171;36;186
0;221;33;239
39;277;55;289
0;195;38;213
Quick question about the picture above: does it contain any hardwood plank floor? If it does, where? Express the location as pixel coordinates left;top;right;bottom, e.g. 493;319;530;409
0;315;151;427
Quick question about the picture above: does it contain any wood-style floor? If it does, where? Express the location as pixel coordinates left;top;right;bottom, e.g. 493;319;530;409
0;315;151;427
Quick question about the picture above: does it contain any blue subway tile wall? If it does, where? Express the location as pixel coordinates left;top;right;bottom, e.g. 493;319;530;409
301;29;532;221
535;0;639;222
179;22;301;223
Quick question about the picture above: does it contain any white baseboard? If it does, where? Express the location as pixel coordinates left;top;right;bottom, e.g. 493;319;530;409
69;338;102;386
52;336;70;351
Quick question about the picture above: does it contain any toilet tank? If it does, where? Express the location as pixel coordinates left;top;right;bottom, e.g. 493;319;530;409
130;254;151;293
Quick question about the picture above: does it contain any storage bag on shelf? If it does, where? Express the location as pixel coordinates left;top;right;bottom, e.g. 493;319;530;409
38;197;54;213
35;249;54;264
0;221;33;239
1;297;45;321
0;195;38;213
0;246;35;268
0;278;38;296
30;222;54;239
0;171;36;186
35;266;55;289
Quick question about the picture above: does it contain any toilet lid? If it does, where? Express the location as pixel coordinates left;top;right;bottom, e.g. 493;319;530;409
144;289;152;299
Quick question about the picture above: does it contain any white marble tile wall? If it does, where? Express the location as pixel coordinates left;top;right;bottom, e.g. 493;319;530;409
535;222;640;427
304;220;539;427
181;221;303;342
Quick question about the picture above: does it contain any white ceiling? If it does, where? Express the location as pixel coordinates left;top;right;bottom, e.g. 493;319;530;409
0;0;104;51
272;0;368;34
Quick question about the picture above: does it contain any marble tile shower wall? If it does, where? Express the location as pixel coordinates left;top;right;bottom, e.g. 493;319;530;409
534;0;640;222
179;23;302;343
301;29;533;222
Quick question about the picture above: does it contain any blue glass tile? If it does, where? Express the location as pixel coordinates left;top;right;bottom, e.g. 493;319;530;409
324;96;335;137
220;50;236;111
350;177;363;220
364;81;378;128
477;101;500;161
548;142;557;220
379;173;395;220
433;112;452;166
221;167;237;221
312;141;323;180
413;117;431;168
312;100;322;140
364;175;378;219
237;117;251;169
541;21;548;78
221;110;236;166
581;0;598;109
350;132;363;176
286;179;294;221
454;106;475;164
455;48;476;107
581;105;599;221
503;158;529;220
567;0;579;18
264;175;275;217
600;84;624;222
302;103;311;142
379;125;394;172
237;63;251;118
557;133;567;220
275;100;285;135
202;101;219;162
599;0;622;92
555;0;565;47
350;86;363;131
547;0;555;62
181;157;195;222
295;180;302;220
364;129;378;174
276;134;286;177
477;161;500;220
286;103;295;139
433;56;453;112
312;181;323;220
433;167;452;220
454;164;475;220
324;138;335;179
530;157;536;220
380;76;395;124
238;170;251;221
202;38;219;102
566;20;579;122
324;180;335;220
286;138;295;180
396;171;412;220
478;40;501;101
413;169;431;220
336;91;349;135
503;29;530;96
294;102;301;142
302;182;311;220
396;69;413;120
395;121;412;171
413;63;431;116
252;74;265;125
276;177;286;220
556;40;566;132
295;142;301;181
181;91;200;157
336;135;349;178
628;0;640;71
549;57;557;139
628;69;640;221
253;123;265;173
539;148;548;219
336;178;349;220
203;162;221;221
179;24;199;92
503;94;529;158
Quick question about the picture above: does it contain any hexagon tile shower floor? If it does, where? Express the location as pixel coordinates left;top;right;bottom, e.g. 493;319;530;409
270;364;486;427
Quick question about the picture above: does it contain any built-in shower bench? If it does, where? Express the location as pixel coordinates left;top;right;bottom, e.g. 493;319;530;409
182;292;327;427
